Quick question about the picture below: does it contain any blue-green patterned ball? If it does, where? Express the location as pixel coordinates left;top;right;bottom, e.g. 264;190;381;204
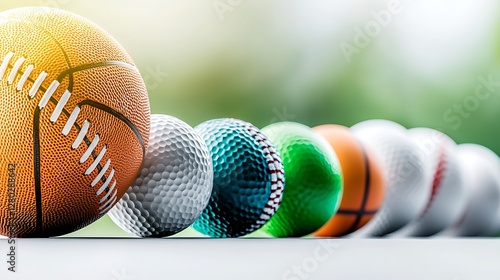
193;118;284;237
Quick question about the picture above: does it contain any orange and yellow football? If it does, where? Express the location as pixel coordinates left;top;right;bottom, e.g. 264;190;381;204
0;7;150;237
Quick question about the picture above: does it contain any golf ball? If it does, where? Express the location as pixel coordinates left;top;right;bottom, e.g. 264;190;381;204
193;118;284;238
108;114;213;237
439;144;500;237
350;120;431;237
391;128;466;237
261;122;343;237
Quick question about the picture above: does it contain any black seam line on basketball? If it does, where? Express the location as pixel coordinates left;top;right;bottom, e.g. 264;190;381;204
22;18;73;68
14;69;110;233
33;107;43;236
7;58;137;194
3;61;113;236
78;100;146;156
56;61;137;92
10;63;109;186
30;17;79;101
339;141;373;236
4;58;139;151
32;100;104;236
31;119;100;236
22;18;75;92
46;96;105;183
53;60;144;158
16;68;109;184
24;20;74;234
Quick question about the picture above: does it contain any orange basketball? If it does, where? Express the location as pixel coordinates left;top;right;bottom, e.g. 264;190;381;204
0;8;150;237
313;125;385;237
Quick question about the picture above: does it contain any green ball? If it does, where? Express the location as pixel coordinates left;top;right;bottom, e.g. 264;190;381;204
261;122;343;237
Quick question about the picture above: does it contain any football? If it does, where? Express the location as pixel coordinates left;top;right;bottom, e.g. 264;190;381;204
0;7;150;237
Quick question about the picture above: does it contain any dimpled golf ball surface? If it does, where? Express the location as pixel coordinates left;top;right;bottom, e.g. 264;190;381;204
440;144;500;236
193;119;284;237
391;128;466;237
108;114;213;237
350;120;431;237
261;122;343;237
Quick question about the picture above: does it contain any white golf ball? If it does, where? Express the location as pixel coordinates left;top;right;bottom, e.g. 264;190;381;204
108;114;213;237
439;144;500;237
349;119;408;134
349;120;431;236
391;128;467;237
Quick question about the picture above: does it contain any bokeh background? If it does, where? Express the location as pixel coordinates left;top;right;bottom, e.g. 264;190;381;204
1;0;499;237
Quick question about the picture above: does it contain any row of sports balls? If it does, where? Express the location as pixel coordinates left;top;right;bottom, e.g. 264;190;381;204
1;7;498;238
108;116;500;238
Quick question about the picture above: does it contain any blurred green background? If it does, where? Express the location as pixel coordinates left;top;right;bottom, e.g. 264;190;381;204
1;0;499;237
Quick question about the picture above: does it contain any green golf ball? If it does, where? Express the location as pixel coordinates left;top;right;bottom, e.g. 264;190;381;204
261;122;343;237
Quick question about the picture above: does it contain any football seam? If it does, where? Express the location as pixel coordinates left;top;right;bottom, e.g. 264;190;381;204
346;140;372;233
0;52;120;215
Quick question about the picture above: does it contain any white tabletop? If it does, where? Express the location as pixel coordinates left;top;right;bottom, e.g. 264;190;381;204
0;238;497;280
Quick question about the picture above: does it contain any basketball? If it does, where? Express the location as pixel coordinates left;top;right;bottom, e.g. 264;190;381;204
313;125;385;237
0;7;150;237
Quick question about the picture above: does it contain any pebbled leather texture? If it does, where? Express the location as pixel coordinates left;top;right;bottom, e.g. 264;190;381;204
0;7;150;237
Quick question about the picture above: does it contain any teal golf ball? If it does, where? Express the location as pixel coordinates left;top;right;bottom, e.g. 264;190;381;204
193;118;284;237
